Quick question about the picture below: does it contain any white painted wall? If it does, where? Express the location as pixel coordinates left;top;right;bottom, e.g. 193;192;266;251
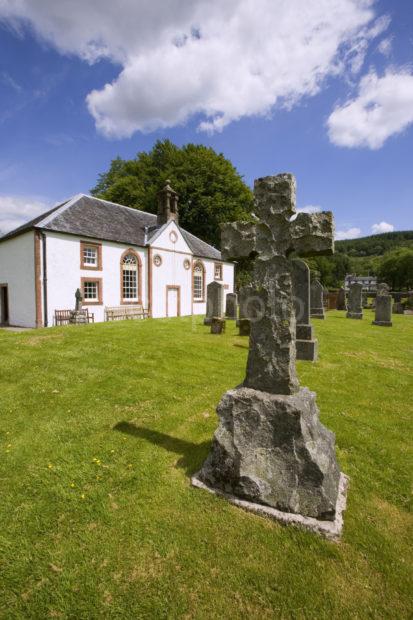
0;225;235;327
150;221;234;318
0;231;37;327
45;232;148;325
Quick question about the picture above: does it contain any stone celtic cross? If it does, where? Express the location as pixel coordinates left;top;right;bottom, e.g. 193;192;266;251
221;173;334;395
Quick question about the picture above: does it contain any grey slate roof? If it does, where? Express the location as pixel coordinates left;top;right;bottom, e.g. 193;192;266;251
0;194;222;260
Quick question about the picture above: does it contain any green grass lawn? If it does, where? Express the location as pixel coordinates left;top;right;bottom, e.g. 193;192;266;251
0;312;412;619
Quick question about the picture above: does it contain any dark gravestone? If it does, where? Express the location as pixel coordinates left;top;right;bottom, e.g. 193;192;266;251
236;287;248;327
336;287;347;310
204;281;224;325
372;295;392;327
238;318;251;336
346;283;363;319
362;292;369;308
292;259;318;361
327;291;338;310
195;173;345;529
211;317;226;334
393;301;404;315
310;279;325;319
225;293;238;320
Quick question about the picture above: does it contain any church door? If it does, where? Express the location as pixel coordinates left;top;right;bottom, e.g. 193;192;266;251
0;285;9;325
166;286;180;318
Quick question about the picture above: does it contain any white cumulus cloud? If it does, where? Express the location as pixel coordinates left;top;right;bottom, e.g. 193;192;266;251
0;196;50;234
335;227;362;240
327;69;413;149
371;221;394;234
0;0;384;137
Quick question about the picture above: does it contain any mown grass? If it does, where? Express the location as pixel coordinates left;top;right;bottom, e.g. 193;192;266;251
0;311;412;619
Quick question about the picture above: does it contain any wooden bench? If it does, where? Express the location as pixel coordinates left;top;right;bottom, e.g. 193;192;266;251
54;309;95;326
104;305;149;321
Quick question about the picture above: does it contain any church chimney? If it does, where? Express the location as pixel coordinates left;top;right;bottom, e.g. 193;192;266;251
157;180;179;226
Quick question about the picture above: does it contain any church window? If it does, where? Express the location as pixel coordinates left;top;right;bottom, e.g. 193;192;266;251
214;263;223;280
81;278;103;305
122;254;138;301
193;261;205;301
80;241;102;270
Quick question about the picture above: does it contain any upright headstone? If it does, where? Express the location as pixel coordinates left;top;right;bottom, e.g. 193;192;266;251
211;317;226;334
392;301;404;315
362;292;369;308
336;287;347;310
236;287;248;327
310;279;325;319
194;173;346;536
204;281;224;325
346;283;363;319
238;318;251;336
292;259;318;361
327;291;338;310
225;293;238;320
372;295;392;327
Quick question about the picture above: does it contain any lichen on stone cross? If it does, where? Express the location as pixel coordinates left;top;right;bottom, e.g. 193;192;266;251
220;173;334;395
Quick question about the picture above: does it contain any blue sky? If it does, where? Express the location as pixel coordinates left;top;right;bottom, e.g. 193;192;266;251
0;0;412;238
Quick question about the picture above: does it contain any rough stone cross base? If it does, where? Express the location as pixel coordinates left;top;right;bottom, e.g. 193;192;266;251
195;386;347;538
192;470;348;542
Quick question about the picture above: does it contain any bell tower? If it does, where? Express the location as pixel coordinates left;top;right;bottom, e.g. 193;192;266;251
157;180;179;226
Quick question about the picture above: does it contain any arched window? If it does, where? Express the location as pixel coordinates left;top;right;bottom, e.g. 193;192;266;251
121;251;141;303
193;261;205;302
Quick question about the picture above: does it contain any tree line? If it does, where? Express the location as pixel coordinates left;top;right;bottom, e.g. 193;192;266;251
92;140;413;291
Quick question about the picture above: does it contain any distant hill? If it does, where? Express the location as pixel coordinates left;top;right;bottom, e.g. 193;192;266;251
336;230;413;257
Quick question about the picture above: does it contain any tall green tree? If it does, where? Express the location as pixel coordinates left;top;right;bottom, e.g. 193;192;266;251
377;248;413;290
91;140;253;249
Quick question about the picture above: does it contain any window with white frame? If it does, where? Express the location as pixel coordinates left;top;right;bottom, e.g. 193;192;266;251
193;262;204;301
214;263;223;280
83;280;99;301
122;253;138;300
83;245;98;267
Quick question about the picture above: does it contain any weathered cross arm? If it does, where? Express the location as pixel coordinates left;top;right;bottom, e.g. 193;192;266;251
290;211;335;257
220;221;257;261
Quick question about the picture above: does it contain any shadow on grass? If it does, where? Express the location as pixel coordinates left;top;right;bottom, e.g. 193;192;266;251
113;421;211;476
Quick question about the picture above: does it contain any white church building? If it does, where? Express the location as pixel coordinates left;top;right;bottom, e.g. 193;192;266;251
0;182;235;328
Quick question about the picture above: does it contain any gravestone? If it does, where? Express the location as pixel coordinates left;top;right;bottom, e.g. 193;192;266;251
204;281;224;325
225;293;238;320
393;301;404;315
346;283;363;319
193;173;347;538
211;317;226;334
372;295;392;327
327;291;338;310
292;259;318;361
310;279;325;319
336;287;347;310
238;318;251;336
236;287;248;327
362;292;368;308
69;289;88;325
